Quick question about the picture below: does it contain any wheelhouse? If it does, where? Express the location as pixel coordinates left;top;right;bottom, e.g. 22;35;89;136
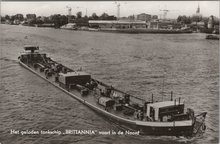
146;100;185;122
24;45;39;53
19;46;47;64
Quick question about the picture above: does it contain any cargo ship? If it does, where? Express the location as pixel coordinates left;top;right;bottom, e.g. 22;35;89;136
18;45;207;136
88;20;192;34
98;28;192;34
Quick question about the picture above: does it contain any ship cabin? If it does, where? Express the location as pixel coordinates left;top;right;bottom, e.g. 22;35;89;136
19;45;47;64
24;45;39;53
58;71;91;89
146;100;187;122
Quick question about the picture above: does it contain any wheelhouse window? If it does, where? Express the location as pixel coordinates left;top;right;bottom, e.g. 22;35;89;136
150;106;154;120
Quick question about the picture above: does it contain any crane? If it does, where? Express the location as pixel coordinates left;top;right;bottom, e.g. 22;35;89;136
159;8;180;20
114;2;127;20
159;9;169;20
114;2;120;20
66;6;72;23
66;6;72;17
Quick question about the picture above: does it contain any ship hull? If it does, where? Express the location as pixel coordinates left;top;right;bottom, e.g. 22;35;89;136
98;28;192;34
206;35;219;40
18;60;194;136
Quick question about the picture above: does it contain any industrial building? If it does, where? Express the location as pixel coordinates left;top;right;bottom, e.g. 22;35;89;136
136;13;151;21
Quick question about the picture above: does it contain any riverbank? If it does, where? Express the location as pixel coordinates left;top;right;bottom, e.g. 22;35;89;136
3;23;217;34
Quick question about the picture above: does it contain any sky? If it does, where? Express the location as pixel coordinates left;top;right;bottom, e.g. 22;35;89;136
1;1;219;19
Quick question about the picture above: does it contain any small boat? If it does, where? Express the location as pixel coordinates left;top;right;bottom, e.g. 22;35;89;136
60;23;77;30
212;29;219;34
18;45;207;137
206;34;219;40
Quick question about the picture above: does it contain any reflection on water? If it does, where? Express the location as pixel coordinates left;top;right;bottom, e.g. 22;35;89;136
0;25;219;144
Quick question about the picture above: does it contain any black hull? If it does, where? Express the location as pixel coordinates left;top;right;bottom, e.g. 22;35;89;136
92;103;193;136
206;37;219;40
18;60;194;136
98;28;193;34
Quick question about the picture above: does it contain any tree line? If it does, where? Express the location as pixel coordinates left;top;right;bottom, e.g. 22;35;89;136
1;12;117;28
1;13;219;28
177;15;219;26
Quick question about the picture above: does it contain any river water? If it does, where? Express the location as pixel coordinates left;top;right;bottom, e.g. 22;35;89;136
0;24;219;144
